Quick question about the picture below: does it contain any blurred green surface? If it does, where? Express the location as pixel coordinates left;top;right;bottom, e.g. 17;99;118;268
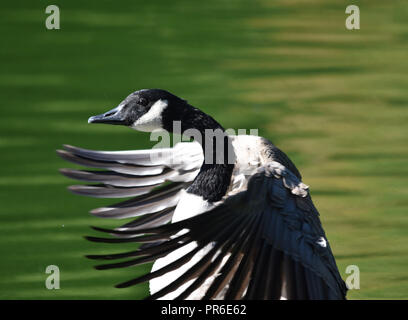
0;0;407;299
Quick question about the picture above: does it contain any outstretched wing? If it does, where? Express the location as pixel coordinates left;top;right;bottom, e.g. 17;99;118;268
57;142;203;230
83;161;347;300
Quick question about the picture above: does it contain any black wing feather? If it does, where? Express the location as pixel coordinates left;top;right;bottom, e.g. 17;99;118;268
65;147;346;299
93;163;345;299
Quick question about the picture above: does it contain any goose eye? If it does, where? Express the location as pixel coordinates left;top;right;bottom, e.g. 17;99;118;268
138;98;148;106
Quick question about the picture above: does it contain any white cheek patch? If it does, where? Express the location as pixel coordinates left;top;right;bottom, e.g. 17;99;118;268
132;99;168;132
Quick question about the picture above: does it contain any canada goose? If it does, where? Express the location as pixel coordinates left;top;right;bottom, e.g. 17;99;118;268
58;89;347;300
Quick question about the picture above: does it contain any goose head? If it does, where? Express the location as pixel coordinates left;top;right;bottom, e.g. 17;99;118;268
88;89;188;132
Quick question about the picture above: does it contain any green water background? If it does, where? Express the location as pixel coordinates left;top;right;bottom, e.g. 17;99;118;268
0;0;407;299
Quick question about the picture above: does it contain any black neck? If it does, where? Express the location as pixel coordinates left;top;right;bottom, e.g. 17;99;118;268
162;103;235;202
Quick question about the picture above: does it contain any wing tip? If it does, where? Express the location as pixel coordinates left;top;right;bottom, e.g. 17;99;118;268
89;207;113;217
85;254;101;260
84;235;106;243
63;144;77;151
59;168;70;175
94;264;110;270
90;225;115;233
115;282;131;289
67;184;83;193
59;168;84;180
56;149;68;157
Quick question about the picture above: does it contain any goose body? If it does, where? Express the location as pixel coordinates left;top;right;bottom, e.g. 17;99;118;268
59;89;347;300
151;135;269;299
